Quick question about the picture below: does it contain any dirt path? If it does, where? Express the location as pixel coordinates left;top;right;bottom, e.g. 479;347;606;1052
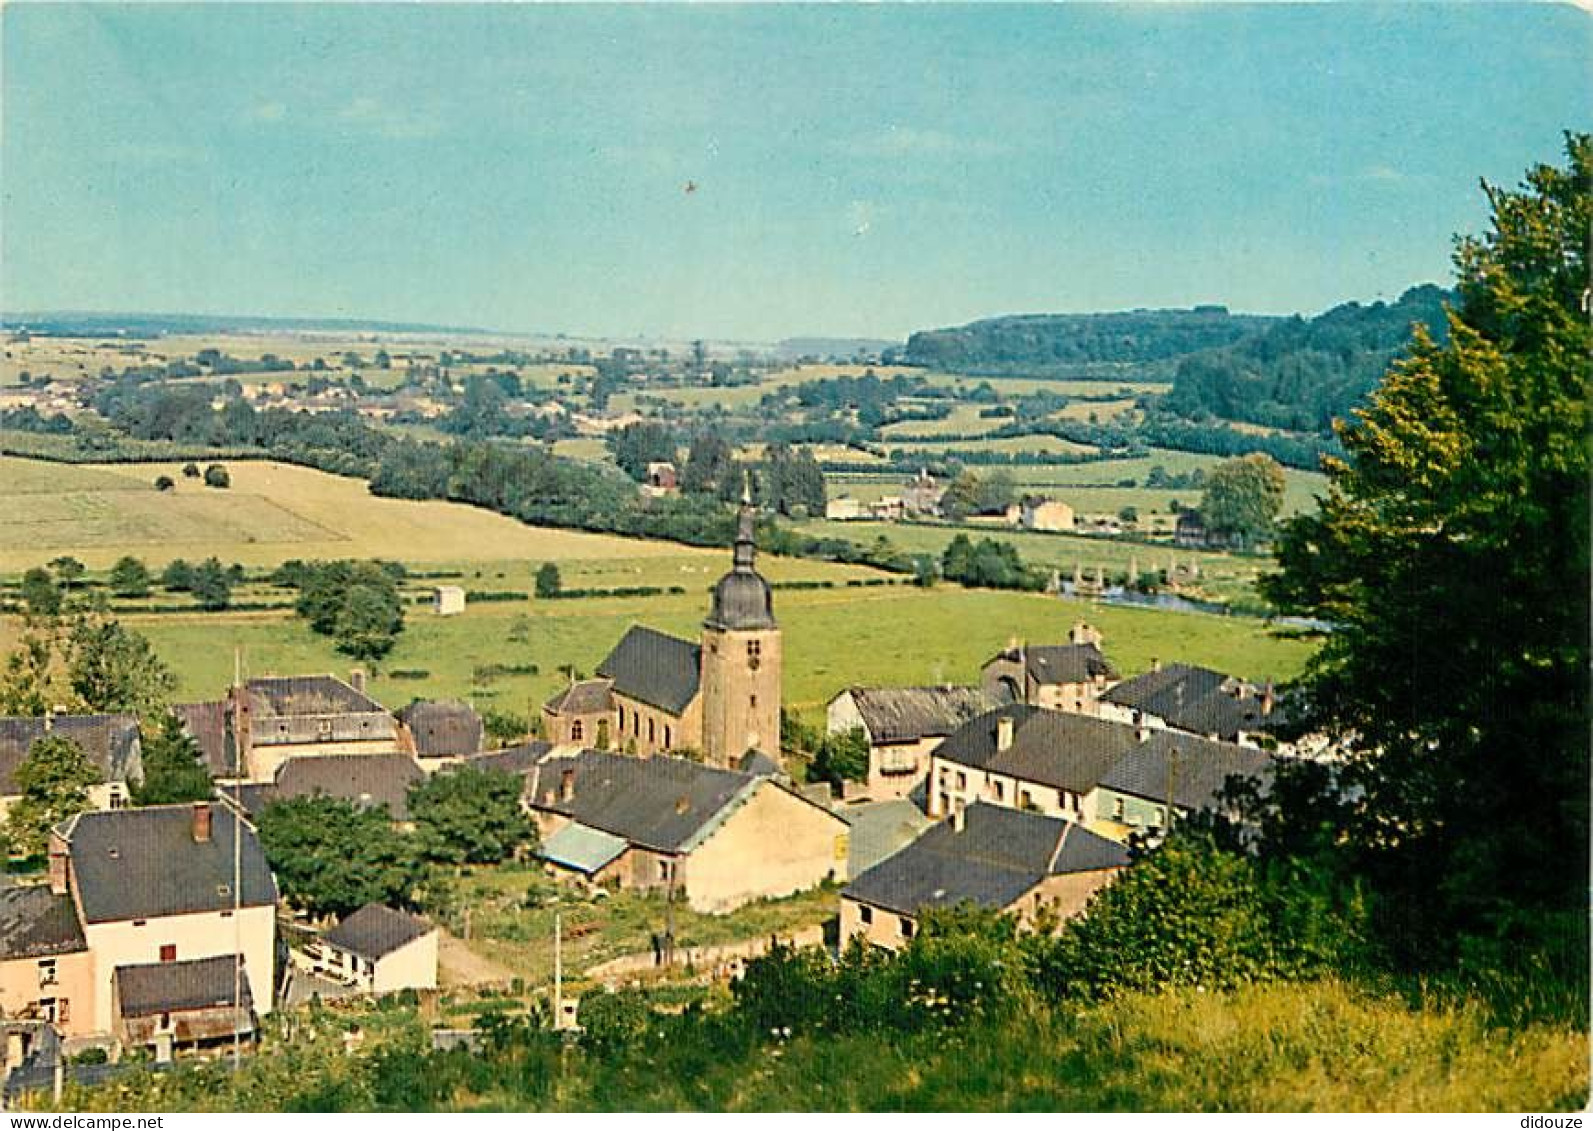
438;930;516;988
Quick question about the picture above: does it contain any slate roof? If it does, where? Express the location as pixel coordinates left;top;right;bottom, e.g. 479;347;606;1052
237;754;426;821
0;715;141;796
0;882;86;960
1095;733;1272;811
397;699;484;757
933;705;1140;793
465;741;553;777
113;954;252;1018
247;675;387;718
843;803;1129;917
1101;664;1281;740
539;822;630;875
596;627;702;716
173;701;232;777
323;903;434;961
528;750;765;854
985;644;1117;686
737;749;782;778
58;804;277;924
544;679;615;717
839;686;993;745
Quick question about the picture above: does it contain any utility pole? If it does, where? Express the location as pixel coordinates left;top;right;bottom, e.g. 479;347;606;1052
553;911;563;1028
232;646;244;1074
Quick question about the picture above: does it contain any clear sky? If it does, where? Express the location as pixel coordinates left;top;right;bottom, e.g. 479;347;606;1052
2;3;1588;342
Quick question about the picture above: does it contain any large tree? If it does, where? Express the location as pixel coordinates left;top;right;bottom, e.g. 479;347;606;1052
3;735;102;858
132;711;215;806
408;767;535;865
65;613;177;717
255;796;421;919
1200;453;1286;549
1262;135;1590;959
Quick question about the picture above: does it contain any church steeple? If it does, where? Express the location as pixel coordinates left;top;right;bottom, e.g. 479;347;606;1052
706;496;775;630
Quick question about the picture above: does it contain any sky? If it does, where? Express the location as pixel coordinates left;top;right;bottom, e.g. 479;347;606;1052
2;3;1588;342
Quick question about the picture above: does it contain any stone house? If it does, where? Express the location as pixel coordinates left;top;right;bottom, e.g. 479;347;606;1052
299;904;438;995
1019;498;1076;532
396;699;484;761
526;750;848;913
0;714;143;819
45;802;277;1040
825;496;866;521
980;623;1118;713
542;680;616;748
1096;662;1284;747
825;686;992;800
431;586;466;616
840;803;1128;950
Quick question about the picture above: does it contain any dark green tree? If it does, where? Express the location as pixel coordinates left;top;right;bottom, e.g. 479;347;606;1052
3;735;102;858
160;559;195;592
203;463;230;488
408;767;535;865
810;727;869;786
190;557;232;610
1262;135;1590;962
65;613;177;716
108;556;152;599
255;795;421;919
534;563;561;599
608;421;676;481
48;556;85;591
20;567;61;616
132;711;214;805
182;462;201;479
333;580;404;661
1200;453;1285;549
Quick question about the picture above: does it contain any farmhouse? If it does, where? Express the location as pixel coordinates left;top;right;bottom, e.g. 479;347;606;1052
46;802;277;1038
840;803;1128;950
1019;497;1076;532
0;714;143;818
825;496;866;521
825;685;992;800
981;623;1118;713
0;882;94;1037
396;699;484;760
926;704;1270;839
299;903;438;995
543;503;781;768
1096;662;1282;746
176;673;405;784
526;750;848;913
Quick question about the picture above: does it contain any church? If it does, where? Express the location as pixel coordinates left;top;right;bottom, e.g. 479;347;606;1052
542;502;782;768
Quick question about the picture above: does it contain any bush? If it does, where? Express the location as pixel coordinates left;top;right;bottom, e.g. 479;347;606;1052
203;463;230;488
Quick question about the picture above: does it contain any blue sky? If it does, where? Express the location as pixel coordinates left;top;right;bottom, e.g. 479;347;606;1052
2;3;1588;341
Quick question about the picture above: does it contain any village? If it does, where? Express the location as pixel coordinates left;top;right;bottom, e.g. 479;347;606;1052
0;494;1322;1097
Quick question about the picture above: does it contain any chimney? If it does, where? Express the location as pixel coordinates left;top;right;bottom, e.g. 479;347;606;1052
349;668;367;695
191;801;212;843
47;839;69;896
996;714;1015;752
1261;680;1275;716
1150;657;1161;673
951;804;966;833
560;768;575;803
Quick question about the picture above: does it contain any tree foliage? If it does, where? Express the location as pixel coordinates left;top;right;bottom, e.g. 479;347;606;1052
3;736;102;858
20;568;61;617
132;711;214;806
1262;134;1591;961
108;556;152;599
255;795;421;919
288;560;405;661
1199;453;1286;548
64;613;177;717
408;767;535;865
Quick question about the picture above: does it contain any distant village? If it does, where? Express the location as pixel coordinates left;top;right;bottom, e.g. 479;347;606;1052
0;498;1326;1094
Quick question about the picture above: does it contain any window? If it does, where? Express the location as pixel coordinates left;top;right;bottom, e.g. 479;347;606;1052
37;959;56;987
859;905;873;925
571;720;584;742
956;772;967;790
749;694;757;709
57;998;68;1024
746;640;761;659
1112;797;1126;821
994;780;1005;802
899;916;915;939
132;919;146;928
648;718;656;744
159;944;176;962
617;706;626;730
663;726;672;748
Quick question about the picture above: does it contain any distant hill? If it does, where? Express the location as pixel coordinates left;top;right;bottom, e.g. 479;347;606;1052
774;336;900;361
892;306;1277;374
1161;284;1452;434
1;311;491;339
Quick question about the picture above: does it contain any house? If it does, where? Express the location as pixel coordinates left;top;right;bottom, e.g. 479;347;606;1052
465;740;554;777
0;882;93;1037
1020;498;1076;533
232;753;426;822
927;703;1271;839
544;502;782;768
643;462;679;496
901;469;944;517
47;802;277;1038
1096;662;1283;746
526;750;849;913
110;954;253;1054
542;680;615;747
868;496;905;522
397;699;483;760
0;714;143;818
432;586;466;617
825;496;866;521
981;623;1118;712
1175;511;1233;549
825;686;993;800
840;803;1128;950
299;904;438;995
176;673;404;784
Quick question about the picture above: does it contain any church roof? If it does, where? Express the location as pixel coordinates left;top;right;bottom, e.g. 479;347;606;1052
705;505;775;631
597;627;702;716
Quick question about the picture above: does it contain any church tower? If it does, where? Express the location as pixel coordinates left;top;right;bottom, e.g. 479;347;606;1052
700;500;781;767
